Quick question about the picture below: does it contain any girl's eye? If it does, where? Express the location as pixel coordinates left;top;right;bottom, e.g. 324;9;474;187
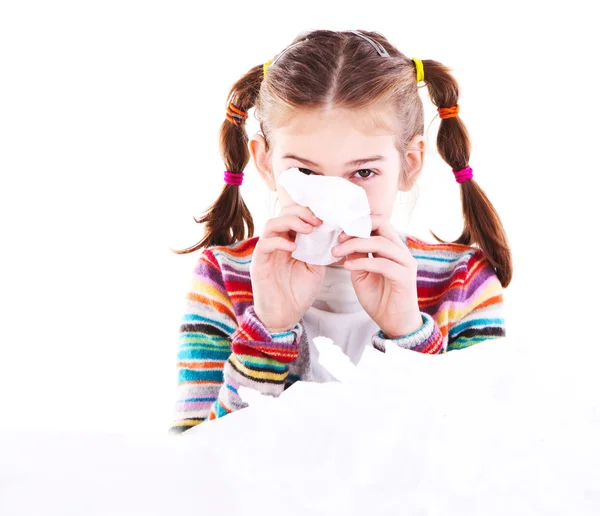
297;168;377;181
355;169;376;180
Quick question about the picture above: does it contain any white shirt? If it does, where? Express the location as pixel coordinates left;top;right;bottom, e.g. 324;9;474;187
301;264;380;365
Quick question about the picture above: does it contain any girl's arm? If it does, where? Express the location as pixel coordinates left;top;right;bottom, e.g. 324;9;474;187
168;249;302;435
372;311;444;354
371;249;506;354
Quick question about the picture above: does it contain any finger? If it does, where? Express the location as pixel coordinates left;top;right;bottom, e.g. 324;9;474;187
334;231;367;261
343;257;401;279
347;249;369;263
257;236;296;255
369;217;415;267
334;235;401;263
263;215;317;239
346;242;369;263
280;204;323;226
339;229;371;261
370;217;408;252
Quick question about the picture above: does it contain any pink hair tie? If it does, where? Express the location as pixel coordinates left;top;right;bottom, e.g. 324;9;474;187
224;170;244;186
452;165;473;184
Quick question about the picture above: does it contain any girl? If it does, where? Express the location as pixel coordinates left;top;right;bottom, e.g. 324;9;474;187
168;29;512;435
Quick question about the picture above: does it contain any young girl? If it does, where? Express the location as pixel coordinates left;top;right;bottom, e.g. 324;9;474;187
168;29;512;435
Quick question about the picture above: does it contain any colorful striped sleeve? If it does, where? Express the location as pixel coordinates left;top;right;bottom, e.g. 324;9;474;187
445;249;506;351
169;248;303;435
228;305;303;396
371;249;505;354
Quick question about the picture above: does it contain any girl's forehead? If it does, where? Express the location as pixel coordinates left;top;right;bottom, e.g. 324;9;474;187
275;106;397;138
272;132;397;169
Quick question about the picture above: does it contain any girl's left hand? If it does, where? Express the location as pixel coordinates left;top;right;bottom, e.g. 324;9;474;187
331;216;424;338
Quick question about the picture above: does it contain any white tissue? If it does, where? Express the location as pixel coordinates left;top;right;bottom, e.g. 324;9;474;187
276;167;372;265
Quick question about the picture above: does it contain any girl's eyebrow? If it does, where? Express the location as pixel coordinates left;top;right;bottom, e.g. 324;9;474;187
282;154;386;167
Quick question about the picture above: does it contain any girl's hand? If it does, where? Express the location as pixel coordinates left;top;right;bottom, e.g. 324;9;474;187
250;204;326;333
330;216;423;338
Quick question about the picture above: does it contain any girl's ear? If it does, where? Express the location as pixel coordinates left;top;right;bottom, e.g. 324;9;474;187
399;135;426;191
248;132;276;191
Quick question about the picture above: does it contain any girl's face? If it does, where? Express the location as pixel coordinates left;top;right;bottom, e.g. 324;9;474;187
249;106;425;265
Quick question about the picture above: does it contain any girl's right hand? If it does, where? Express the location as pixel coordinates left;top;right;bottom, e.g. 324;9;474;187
250;204;326;333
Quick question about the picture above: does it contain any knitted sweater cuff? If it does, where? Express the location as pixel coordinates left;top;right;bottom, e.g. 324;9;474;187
228;305;303;397
231;304;303;363
371;312;443;354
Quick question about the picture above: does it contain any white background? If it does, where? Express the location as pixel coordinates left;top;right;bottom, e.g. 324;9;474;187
0;0;597;435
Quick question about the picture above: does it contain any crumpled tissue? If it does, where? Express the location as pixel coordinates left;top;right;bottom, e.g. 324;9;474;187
277;167;372;265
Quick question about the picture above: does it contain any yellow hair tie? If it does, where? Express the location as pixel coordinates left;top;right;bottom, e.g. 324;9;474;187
412;57;424;83
263;59;272;78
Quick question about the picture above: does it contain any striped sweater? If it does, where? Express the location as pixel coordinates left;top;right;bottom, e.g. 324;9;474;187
169;230;506;434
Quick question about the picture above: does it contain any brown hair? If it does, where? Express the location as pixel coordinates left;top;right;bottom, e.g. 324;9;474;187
171;29;512;288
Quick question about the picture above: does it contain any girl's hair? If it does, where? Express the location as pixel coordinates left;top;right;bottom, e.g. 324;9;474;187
171;29;512;288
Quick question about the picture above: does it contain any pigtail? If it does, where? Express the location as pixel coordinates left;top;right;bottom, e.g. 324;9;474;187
170;65;264;254
421;60;513;288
